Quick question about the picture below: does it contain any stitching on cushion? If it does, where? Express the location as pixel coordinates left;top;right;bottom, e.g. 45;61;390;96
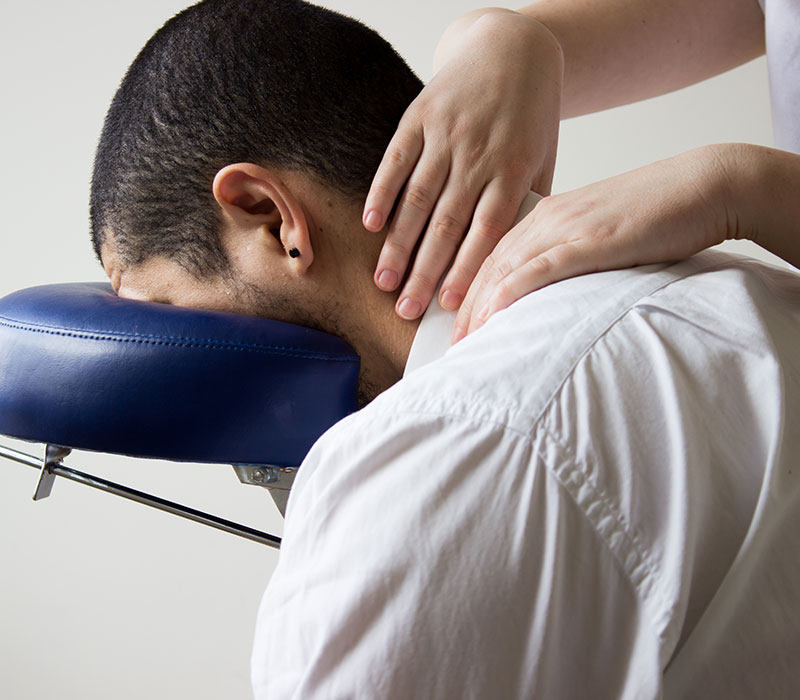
0;318;358;364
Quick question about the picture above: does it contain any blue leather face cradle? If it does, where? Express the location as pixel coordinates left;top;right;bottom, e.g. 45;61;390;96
0;283;360;467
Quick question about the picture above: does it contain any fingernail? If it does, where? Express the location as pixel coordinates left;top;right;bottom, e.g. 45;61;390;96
365;210;382;230
377;269;398;290
451;324;466;344
398;298;421;320
440;289;462;310
478;304;490;321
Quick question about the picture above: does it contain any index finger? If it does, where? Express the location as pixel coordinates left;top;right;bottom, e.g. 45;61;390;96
452;227;525;343
363;125;424;232
451;249;498;344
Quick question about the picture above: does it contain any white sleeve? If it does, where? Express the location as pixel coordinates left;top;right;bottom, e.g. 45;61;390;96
251;404;663;700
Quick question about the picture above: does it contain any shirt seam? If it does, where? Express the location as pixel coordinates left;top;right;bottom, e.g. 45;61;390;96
386;256;743;648
529;257;766;430
369;403;670;657
536;419;672;646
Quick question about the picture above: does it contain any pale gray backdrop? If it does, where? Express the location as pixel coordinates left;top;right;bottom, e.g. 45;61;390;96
0;1;781;698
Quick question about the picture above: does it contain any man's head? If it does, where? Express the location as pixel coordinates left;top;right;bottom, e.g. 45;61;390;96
92;0;423;400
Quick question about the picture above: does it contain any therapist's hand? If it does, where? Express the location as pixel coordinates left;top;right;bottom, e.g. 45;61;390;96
453;146;735;342
363;9;564;320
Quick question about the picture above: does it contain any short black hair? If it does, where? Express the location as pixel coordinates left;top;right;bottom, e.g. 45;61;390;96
91;0;422;277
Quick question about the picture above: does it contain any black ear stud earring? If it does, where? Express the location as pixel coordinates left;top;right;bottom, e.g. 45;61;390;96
289;248;301;259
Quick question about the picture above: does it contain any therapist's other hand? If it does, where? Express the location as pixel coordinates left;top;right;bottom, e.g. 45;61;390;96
453;146;734;342
364;9;564;320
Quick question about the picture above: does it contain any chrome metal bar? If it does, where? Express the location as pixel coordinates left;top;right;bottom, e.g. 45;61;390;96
0;443;42;469
0;442;282;549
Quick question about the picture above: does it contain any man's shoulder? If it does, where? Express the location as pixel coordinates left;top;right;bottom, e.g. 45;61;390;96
337;250;799;448
299;249;799;486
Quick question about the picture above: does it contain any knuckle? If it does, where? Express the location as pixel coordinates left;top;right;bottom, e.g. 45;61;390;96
530;252;555;277
402;185;435;214
369;181;398;202
479;253;497;276
589;223;615;244
549;243;574;265
430;213;467;245
529;242;585;281
482;253;511;281
495;258;517;281
471;212;510;243
407;267;439;293
387;147;408;167
383;236;412;260
494;277;515;305
445;261;476;290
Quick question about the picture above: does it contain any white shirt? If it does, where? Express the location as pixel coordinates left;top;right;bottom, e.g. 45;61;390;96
760;0;800;153
252;249;800;698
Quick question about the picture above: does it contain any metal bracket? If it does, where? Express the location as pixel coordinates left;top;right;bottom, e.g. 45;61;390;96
232;465;297;517
1;441;282;548
33;444;72;501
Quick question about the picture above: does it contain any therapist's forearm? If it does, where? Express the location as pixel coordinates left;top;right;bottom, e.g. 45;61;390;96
721;144;800;270
518;0;765;118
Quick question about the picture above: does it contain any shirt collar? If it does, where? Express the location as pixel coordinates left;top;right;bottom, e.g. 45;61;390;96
403;291;457;377
403;191;543;377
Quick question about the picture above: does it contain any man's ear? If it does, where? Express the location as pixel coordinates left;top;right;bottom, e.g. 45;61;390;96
212;163;313;271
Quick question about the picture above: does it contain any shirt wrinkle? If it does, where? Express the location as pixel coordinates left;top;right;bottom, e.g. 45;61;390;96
397;360;672;655
254;251;800;699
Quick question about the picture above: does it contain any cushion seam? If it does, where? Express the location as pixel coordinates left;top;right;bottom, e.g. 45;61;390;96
0;318;358;363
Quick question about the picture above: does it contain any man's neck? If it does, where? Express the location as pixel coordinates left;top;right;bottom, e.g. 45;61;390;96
305;199;420;406
335;267;419;406
323;189;545;404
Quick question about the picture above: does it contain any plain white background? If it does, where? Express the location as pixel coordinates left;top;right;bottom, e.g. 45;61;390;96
0;1;782;698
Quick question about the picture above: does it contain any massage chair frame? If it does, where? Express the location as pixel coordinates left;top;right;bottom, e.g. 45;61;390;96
0;283;360;550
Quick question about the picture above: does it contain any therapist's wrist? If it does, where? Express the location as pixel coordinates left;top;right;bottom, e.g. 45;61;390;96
705;141;779;245
699;142;758;244
658;144;737;252
676;143;778;252
714;142;800;268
